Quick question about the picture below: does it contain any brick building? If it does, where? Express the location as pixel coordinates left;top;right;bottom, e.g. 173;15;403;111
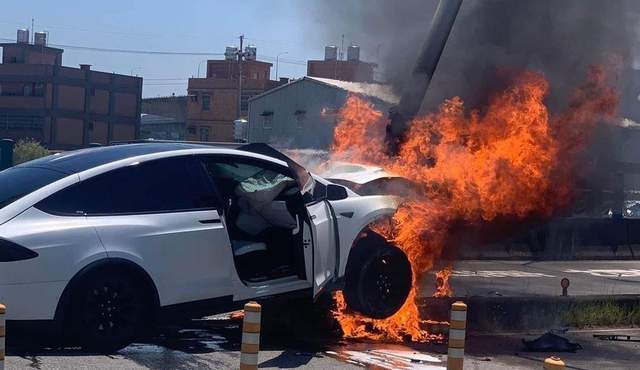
307;45;376;83
0;31;142;149
186;52;282;142
141;95;187;140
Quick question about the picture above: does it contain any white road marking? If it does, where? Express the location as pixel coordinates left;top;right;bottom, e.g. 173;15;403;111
336;349;445;370
564;269;640;277
452;270;555;278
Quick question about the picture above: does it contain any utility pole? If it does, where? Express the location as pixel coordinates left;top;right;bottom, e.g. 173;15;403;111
31;17;34;43
237;35;244;119
276;51;288;80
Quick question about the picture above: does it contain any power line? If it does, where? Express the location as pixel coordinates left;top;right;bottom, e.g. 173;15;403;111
144;82;188;86
50;43;226;56
0;36;308;67
0;37;224;56
144;78;188;81
0;37;307;66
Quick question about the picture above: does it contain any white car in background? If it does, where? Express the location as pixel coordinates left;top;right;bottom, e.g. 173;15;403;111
0;143;411;352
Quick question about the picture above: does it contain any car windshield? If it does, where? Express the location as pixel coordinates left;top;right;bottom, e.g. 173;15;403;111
0;167;67;209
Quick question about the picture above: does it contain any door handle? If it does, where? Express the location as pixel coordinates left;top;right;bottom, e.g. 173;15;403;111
340;211;354;218
199;219;222;224
310;215;317;220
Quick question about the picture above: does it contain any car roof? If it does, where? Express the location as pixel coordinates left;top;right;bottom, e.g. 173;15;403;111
18;143;227;174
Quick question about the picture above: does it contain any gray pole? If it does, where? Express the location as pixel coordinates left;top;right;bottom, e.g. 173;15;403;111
238;35;244;119
387;0;463;153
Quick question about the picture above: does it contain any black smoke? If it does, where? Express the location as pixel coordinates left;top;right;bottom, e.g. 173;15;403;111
307;0;640;117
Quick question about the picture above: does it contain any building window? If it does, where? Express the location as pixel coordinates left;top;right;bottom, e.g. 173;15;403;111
90;87;96;96
199;127;210;141
240;93;256;112
187;126;196;135
202;95;211;111
294;109;306;128
263;115;273;130
34;83;45;97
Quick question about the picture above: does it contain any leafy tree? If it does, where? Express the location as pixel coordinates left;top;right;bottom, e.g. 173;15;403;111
13;139;50;165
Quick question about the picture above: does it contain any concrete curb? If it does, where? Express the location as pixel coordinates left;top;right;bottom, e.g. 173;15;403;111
420;295;640;332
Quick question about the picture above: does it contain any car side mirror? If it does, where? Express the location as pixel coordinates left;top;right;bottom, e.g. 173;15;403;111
326;184;348;201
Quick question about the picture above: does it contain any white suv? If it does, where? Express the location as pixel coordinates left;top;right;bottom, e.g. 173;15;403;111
0;143;411;352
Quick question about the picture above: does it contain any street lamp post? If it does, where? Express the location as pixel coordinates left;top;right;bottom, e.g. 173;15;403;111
276;52;288;80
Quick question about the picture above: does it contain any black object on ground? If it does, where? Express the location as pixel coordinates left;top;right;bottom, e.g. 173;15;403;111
522;332;582;352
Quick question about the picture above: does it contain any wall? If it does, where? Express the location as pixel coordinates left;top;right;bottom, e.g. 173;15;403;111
57;85;84;110
206;60;272;80
0;60;142;149
307;60;376;83
248;79;345;149
186;77;281;142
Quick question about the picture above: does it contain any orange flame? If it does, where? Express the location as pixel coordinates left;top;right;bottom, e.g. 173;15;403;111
434;267;453;298
330;68;618;342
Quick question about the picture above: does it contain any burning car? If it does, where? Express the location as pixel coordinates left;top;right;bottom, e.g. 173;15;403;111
0;142;411;352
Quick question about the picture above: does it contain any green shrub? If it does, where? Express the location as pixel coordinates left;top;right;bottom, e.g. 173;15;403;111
563;300;640;327
13;139;50;165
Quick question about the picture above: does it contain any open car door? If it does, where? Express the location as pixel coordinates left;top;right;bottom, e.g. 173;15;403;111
239;143;337;297
306;198;336;297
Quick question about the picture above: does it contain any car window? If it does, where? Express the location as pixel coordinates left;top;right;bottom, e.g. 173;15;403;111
200;156;299;202
36;156;220;215
0;167;67;210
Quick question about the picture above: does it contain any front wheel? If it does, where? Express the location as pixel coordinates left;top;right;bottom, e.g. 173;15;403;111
343;232;412;319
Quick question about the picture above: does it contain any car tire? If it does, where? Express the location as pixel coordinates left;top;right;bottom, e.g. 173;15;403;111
343;232;412;319
70;267;151;353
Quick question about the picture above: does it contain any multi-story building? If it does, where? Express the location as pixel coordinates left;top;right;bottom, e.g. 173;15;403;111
186;48;283;142
0;30;142;149
141;95;188;140
307;45;377;83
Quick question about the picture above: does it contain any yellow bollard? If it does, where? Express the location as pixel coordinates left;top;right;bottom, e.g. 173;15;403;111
447;301;467;370
544;356;565;370
240;301;261;370
0;304;5;370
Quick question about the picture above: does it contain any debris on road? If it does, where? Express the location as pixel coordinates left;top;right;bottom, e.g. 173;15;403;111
522;332;582;352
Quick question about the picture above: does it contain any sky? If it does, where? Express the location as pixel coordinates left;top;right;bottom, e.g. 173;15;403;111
0;0;363;97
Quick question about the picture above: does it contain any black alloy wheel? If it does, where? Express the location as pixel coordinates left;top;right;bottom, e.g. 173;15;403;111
343;232;412;319
72;271;150;353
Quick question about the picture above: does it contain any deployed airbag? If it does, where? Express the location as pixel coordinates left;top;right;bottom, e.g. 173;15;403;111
259;200;298;229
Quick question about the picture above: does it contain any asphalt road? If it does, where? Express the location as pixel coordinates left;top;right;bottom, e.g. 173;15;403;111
8;325;639;369
422;260;640;297
6;313;362;370
6;259;640;369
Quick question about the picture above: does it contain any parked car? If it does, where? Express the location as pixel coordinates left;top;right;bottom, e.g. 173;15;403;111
0;142;411;352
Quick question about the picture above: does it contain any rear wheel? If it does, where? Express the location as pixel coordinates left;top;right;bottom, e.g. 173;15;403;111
70;267;151;353
343;232;412;319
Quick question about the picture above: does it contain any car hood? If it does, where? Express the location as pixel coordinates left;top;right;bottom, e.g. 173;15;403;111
322;161;400;185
